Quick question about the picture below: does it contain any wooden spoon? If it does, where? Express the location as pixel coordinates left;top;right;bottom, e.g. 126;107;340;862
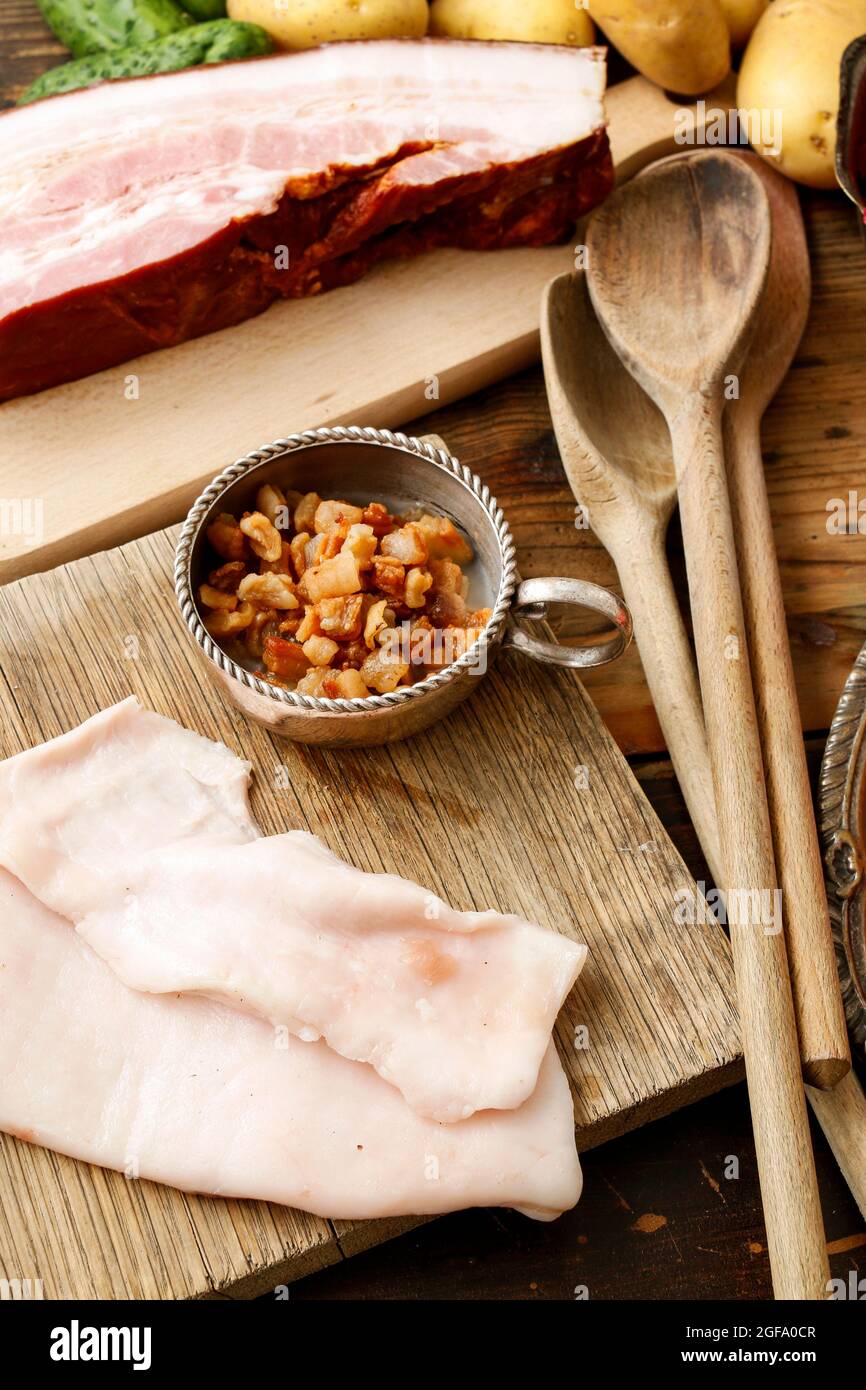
722;154;851;1091
626;149;851;1090
639;148;861;1213
541;272;722;885
586;151;829;1301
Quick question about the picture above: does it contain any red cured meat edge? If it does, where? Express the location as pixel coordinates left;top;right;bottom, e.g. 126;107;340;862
0;125;612;403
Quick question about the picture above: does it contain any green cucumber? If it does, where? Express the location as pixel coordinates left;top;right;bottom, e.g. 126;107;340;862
36;0;193;59
177;0;227;17
19;20;273;104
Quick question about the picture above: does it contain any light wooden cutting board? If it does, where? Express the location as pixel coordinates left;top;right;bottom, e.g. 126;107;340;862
0;75;733;585
0;513;741;1298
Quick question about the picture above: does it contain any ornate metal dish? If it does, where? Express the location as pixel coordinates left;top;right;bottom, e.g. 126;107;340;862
837;36;866;236
820;640;866;1050
175;426;632;746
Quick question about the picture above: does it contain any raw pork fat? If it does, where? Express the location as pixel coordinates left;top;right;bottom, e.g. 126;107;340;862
0;700;586;1123
0;869;581;1220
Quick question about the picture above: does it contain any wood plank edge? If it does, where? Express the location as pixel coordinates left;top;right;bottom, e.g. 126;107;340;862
576;1056;745;1154
196;1234;345;1301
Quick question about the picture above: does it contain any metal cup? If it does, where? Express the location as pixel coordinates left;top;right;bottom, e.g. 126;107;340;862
175;427;632;746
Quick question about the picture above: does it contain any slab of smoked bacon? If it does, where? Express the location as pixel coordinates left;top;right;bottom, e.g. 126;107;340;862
0;40;612;401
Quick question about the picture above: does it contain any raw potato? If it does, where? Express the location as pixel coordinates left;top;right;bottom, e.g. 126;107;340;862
429;0;594;45
588;0;730;95
227;0;428;47
718;0;767;46
737;0;866;188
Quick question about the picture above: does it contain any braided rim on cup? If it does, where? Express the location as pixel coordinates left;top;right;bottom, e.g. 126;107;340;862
175;426;518;714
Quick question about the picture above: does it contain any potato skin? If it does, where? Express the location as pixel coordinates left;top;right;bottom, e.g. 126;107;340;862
588;0;730;95
429;0;594;45
737;0;866;188
718;0;768;47
227;0;428;48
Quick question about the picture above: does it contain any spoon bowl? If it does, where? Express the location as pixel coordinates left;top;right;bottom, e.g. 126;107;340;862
542;272;675;526
586;154;771;411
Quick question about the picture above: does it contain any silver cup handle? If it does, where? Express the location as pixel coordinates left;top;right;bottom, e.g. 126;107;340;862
503;576;633;669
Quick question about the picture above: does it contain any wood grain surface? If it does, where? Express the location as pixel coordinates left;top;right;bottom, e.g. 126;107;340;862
0;520;740;1298
1;4;864;1304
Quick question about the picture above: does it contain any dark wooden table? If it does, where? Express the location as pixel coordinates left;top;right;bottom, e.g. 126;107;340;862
3;2;865;1301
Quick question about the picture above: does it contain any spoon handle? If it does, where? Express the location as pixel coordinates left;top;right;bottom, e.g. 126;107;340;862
671;395;830;1301
725;409;850;1089
614;451;866;1233
806;1069;866;1221
612;525;724;886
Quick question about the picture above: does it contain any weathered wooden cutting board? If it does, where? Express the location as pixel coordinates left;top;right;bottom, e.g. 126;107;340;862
0;75;732;585
0;516;741;1298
